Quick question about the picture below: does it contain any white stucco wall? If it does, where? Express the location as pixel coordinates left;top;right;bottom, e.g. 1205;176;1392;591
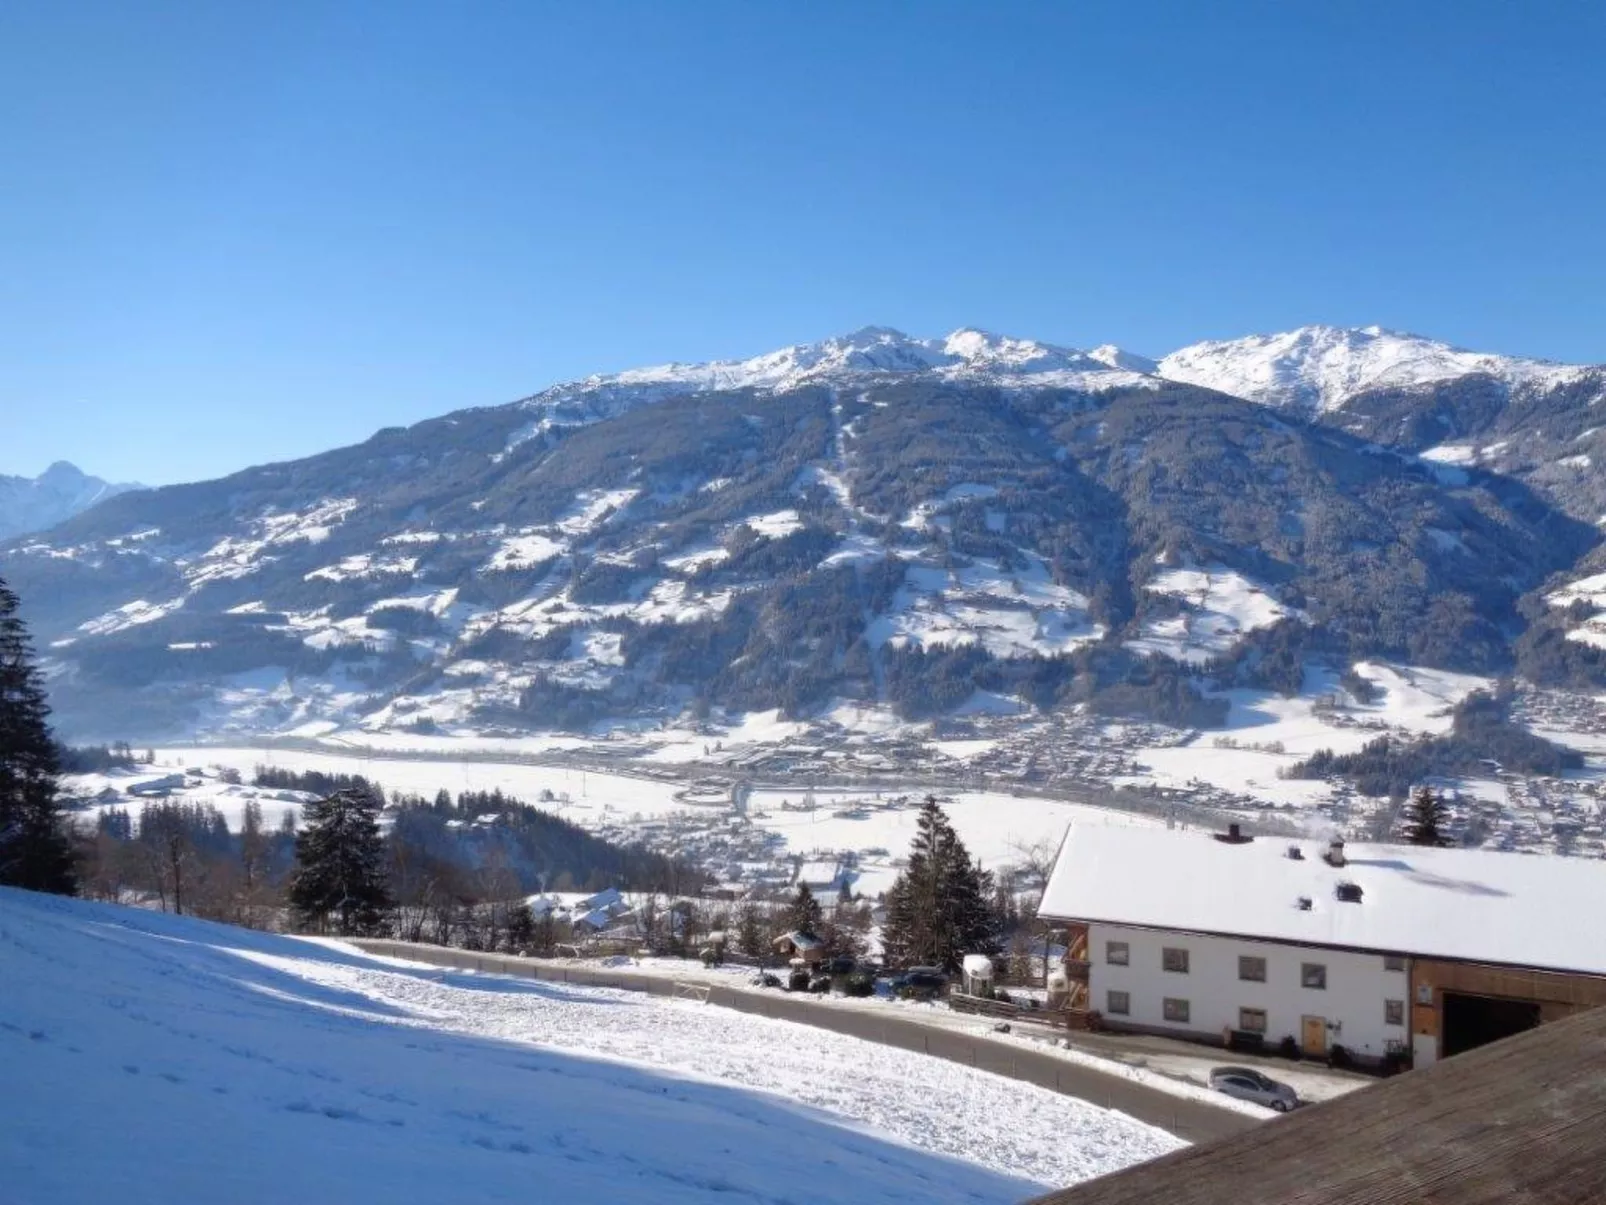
1089;923;1410;1060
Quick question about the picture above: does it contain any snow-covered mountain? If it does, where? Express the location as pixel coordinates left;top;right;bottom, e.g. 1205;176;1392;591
1087;344;1159;375
1157;325;1592;414
528;326;1153;410
0;461;143;541
6;324;1596;743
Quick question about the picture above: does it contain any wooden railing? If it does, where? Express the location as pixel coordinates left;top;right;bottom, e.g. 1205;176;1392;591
948;992;1024;1020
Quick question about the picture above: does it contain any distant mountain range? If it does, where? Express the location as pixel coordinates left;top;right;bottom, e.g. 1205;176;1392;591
5;324;1606;741
0;462;143;542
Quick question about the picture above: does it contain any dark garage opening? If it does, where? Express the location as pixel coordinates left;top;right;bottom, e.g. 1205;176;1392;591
1442;991;1542;1057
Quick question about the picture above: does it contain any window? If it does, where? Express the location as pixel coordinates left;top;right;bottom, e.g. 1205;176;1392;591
1301;962;1328;990
1105;941;1130;966
1163;997;1190;1024
1162;947;1190;974
1238;955;1267;982
1106;990;1131;1016
1383;954;1406;973
1238;1007;1268;1033
1416;983;1434;1005
1385;999;1405;1026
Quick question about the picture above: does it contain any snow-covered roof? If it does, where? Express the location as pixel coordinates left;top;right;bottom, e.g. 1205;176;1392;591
962;954;995;978
576;887;623;911
795;861;842;886
1039;825;1606;977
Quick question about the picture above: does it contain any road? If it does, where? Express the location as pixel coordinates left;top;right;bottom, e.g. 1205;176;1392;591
350;939;1259;1145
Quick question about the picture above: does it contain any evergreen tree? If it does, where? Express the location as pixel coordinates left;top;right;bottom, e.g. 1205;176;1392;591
287;787;392;934
882;797;998;971
505;900;536;952
1401;785;1454;847
736;902;765;957
0;577;76;895
784;881;823;934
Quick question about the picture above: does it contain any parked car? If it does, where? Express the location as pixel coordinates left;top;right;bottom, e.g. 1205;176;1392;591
1208;1066;1301;1112
890;968;949;1000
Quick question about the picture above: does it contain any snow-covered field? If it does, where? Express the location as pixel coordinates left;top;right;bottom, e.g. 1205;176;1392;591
0;889;1179;1203
748;791;1161;894
1128;566;1294;664
1121;661;1493;812
122;746;691;829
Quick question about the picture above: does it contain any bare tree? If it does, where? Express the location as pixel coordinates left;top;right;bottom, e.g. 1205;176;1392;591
1008;835;1062;985
238;799;270;928
137;803;196;915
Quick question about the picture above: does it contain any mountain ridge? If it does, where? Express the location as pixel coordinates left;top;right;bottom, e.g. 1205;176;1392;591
5;328;1600;742
1156;324;1595;414
0;461;144;542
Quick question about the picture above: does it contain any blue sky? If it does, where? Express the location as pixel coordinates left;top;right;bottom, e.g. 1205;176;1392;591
3;1;1603;485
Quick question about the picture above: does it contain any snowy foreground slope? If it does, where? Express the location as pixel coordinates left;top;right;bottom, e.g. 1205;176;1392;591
0;890;1177;1204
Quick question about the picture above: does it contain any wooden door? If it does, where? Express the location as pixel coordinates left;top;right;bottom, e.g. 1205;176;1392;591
1302;1015;1327;1056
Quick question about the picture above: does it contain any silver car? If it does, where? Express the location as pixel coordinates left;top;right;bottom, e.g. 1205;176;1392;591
1208;1066;1300;1111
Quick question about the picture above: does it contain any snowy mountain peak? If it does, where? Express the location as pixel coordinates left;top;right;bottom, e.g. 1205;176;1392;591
1087;344;1159;375
528;327;1156;419
0;461;143;541
1158;325;1592;413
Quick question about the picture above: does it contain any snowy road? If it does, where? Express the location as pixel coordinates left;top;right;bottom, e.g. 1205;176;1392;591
353;939;1261;1142
0;891;1180;1204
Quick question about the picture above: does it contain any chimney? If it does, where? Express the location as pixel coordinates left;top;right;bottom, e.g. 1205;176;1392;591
1214;823;1252;845
1326;836;1347;868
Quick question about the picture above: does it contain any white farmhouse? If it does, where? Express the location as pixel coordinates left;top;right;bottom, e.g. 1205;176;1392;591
1038;824;1606;1068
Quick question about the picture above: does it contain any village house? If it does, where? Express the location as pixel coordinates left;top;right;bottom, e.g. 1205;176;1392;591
772;930;826;965
1038;823;1606;1067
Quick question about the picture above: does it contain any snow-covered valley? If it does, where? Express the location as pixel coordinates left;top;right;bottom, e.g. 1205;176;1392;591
18;320;1606;878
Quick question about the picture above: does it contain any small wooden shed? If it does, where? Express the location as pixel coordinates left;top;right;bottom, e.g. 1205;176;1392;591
773;930;826;965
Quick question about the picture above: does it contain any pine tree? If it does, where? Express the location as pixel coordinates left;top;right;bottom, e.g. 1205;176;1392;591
505;901;536;952
736;902;765;957
287;787;392;934
0;577;76;895
882;797;998;971
1402;785;1454;847
784;881;823;934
